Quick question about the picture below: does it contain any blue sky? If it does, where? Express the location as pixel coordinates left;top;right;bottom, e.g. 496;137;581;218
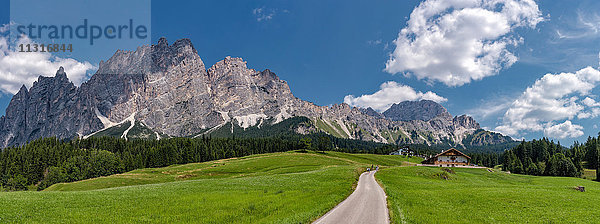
1;0;600;145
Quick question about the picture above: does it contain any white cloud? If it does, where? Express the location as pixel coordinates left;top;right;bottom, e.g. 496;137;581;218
385;0;542;86
0;23;10;33
343;81;447;112
0;33;95;94
495;66;600;139
253;7;276;22
467;99;513;120
582;97;600;107
555;11;600;40
544;121;584;139
577;107;600;119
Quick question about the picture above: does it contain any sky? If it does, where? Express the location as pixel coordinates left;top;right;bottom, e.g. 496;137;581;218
1;0;600;146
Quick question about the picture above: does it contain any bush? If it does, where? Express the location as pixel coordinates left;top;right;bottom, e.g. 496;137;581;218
89;150;123;177
38;167;67;191
526;163;541;176
6;174;28;191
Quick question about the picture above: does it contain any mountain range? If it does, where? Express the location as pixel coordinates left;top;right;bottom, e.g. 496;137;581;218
0;38;514;149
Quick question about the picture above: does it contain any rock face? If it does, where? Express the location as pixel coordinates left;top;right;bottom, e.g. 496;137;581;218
0;38;513;148
383;100;450;121
0;68;103;147
360;107;384;119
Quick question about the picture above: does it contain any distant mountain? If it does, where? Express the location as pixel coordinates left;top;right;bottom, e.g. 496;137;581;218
359;107;385;119
383;100;450;121
462;129;515;146
0;38;514;149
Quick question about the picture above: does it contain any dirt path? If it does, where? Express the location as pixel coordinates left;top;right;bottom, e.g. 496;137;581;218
313;171;389;224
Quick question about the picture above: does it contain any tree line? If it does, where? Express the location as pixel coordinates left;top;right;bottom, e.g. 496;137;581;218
0;133;396;191
468;153;501;168
502;137;589;177
411;135;600;179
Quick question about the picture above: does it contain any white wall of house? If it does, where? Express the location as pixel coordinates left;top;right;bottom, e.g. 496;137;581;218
437;155;468;163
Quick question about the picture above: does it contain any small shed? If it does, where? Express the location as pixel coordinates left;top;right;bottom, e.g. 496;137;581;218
389;146;414;156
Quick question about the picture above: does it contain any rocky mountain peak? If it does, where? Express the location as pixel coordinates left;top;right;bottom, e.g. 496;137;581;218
98;47;152;74
220;56;247;67
152;38;201;73
360;107;384;119
55;66;67;80
16;85;28;97
453;115;480;129
0;38;513;149
383;100;450;121
154;37;197;57
260;69;278;79
208;57;251;81
0;67;86;147
6;85;29;117
153;37;195;51
97;37;202;75
32;67;74;89
332;103;353;111
157;37;169;47
171;38;196;53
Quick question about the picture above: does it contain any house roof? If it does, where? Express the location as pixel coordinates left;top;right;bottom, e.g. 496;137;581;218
435;148;470;159
423;148;471;163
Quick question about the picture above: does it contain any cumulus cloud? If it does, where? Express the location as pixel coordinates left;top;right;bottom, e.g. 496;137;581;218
343;81;447;112
544;121;584;139
0;33;95;94
495;66;600;139
577;107;600;119
385;0;543;86
582;97;600;107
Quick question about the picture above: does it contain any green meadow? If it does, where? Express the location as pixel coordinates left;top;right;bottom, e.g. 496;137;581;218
377;166;600;224
4;150;599;224
0;151;419;223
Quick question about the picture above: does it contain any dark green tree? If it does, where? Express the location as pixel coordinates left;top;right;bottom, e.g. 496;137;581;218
300;137;312;151
317;136;332;152
526;162;540;176
38;166;67;190
544;153;578;177
6;174;28;191
597;142;600;181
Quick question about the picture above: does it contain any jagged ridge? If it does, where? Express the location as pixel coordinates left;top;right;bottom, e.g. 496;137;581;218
0;38;514;148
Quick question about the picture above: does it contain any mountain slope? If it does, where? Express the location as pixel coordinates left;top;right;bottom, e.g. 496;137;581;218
383;100;450;121
0;38;513;148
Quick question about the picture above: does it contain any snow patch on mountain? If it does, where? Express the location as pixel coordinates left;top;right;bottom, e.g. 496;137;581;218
95;107;117;128
121;112;137;140
83;112;136;139
235;113;268;129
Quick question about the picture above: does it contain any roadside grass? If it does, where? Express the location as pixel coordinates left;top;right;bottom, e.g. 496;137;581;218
0;151;416;223
377;166;600;223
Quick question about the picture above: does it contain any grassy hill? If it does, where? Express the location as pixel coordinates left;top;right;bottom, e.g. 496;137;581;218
0;151;420;223
5;149;597;223
377;166;600;223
